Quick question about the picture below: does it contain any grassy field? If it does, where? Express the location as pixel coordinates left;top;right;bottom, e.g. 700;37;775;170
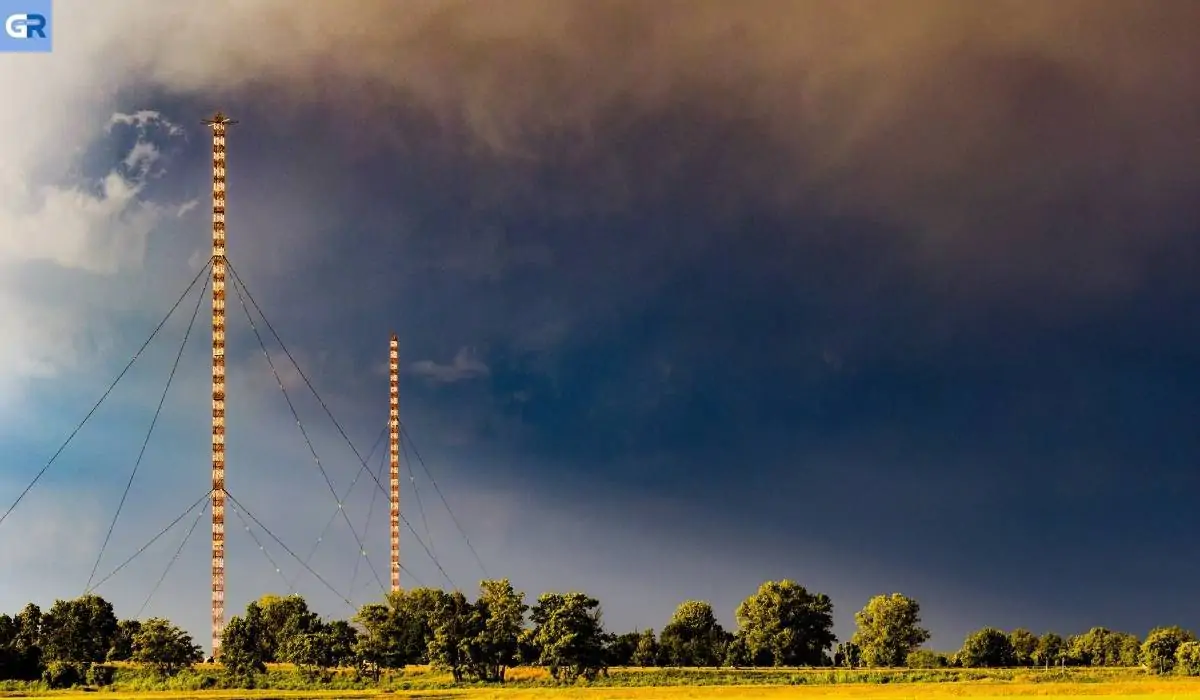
8;682;1200;700
6;667;1200;700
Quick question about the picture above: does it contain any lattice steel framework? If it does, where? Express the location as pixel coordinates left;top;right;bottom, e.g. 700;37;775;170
389;333;401;591
202;111;236;658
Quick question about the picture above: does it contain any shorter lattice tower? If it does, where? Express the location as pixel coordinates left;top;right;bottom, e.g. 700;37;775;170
389;333;400;591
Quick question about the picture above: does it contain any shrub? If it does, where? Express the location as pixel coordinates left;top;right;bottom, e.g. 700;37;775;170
42;661;86;688
87;664;116;686
906;650;949;668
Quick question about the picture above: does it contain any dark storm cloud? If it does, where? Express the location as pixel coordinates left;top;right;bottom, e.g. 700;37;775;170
112;0;1200;302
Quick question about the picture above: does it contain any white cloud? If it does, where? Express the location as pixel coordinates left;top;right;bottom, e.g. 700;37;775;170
108;110;184;137
122;141;160;176
0;112;193;416
0;12;210;417
176;200;199;217
409;348;491;384
4;168;147;273
0;292;77;382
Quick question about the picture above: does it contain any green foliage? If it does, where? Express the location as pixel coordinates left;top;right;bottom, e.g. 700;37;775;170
1142;626;1195;674
107;619;141;662
724;632;751;668
463;578;529;681
630;629;660;667
3;579;1196;690
281;631;334;681
517;637;540;665
41;660;85;688
14;604;42;650
659;600;729;667
40;594;118;664
219;604;268;679
958;627;1015;668
1033;632;1065;668
735;580;836;667
322;619;359;667
404;582;528;684
905;649;949;668
1176;640;1200;676
833;642;861;668
1008;628;1038;666
256;594;320;663
850;593;930;667
1068;627;1141;666
606;631;642;666
86;663;116;686
0;610;43;681
526;592;608;681
354;587;442;674
1119;633;1142;666
130;618;202;677
427;590;475;682
353;603;401;676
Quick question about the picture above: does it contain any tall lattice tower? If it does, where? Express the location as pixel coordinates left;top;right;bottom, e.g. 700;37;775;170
202;111;236;657
389;333;401;591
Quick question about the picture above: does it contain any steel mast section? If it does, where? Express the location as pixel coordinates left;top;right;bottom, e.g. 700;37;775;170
202;111;236;658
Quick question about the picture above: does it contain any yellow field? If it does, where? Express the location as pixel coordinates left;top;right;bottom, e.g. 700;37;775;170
12;679;1200;700
433;681;1200;700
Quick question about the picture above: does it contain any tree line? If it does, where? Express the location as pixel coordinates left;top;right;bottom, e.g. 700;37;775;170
3;580;1199;687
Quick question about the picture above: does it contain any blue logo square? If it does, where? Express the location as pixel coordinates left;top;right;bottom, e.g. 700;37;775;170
0;0;51;53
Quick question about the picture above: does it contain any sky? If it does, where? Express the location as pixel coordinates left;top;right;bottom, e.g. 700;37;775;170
2;0;1200;655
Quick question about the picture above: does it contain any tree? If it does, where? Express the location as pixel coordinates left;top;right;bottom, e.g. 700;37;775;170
906;649;948;668
1116;632;1142;666
525;592;608;681
1141;626;1195;674
323;620;359;668
14;605;41;651
130;618;202;677
220;603;269;678
850;593;930;667
1033;632;1065;669
465;579;528;681
834;641;861;668
1063;634;1082;665
517;636;540;666
605;632;641;667
281;630;335;680
40;595;118;664
352;603;394;678
107;620;141;662
659;600;728;667
257;594;320;662
1069;627;1139;666
630;629;659;667
958;627;1015;668
0;612;43;681
354;587;443;674
735;580;836;667
1008;629;1038;667
1176;641;1200;676
427;590;475;682
395;587;447;662
724;632;750;668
